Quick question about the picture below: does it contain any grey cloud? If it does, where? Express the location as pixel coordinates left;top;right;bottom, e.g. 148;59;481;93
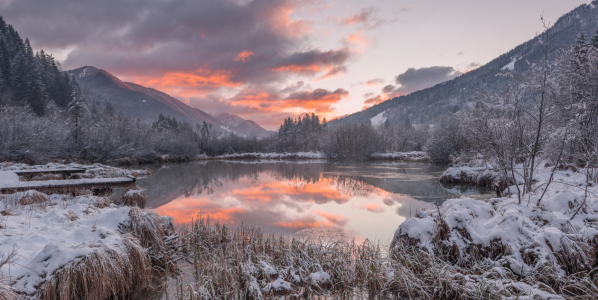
382;84;396;94
392;66;461;95
280;81;306;94
2;0;352;85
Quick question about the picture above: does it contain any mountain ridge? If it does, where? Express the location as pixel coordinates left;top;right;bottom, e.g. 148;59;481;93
330;1;598;127
68;66;271;137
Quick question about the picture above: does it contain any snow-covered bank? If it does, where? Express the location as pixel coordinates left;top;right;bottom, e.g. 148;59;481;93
369;151;430;162
0;162;151;179
393;165;598;299
196;152;326;160
196;151;430;161
0;189;168;298
439;154;507;192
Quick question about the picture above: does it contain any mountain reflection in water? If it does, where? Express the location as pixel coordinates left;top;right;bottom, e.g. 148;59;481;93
136;161;492;243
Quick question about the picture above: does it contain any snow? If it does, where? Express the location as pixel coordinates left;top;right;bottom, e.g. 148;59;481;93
395;164;598;281
501;56;519;71
124;189;145;198
198;151;430;161
370;110;387;126
308;270;331;285
263;278;292;292
369;151;430;162
0;177;135;189
0;193;132;295
0;171;19;185
199;152;326;160
0;162;150;180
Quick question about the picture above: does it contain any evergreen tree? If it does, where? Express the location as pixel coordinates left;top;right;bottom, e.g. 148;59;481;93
105;101;115;116
67;81;88;150
591;26;598;49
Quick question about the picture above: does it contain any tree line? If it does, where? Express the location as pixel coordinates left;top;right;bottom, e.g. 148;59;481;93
0;17;80;116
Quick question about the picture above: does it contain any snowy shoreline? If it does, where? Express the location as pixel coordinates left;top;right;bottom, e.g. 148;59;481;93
195;151;430;162
393;163;598;299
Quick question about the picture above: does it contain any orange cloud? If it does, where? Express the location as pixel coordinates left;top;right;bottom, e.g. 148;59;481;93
314;210;348;226
230;180;349;204
274;219;331;229
225;87;349;116
363;203;385;213
362;95;386;110
155;197;245;224
131;69;242;97
234;50;254;62
346;30;369;49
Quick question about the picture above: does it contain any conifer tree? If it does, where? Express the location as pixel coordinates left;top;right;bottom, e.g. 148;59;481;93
67;76;88;149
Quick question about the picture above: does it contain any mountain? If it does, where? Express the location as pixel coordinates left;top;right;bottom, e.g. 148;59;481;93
215;113;273;138
330;1;598;128
68;66;225;127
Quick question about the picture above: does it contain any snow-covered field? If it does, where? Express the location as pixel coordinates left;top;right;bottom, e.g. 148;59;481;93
394;164;598;298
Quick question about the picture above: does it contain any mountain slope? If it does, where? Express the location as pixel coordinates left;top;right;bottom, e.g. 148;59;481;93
215;113;273;138
69;66;224;127
331;2;598;127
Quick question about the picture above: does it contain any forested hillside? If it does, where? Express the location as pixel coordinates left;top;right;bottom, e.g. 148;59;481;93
330;1;598;127
0;16;82;115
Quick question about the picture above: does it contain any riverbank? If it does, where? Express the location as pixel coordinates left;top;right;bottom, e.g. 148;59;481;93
394;163;598;299
196;151;430;162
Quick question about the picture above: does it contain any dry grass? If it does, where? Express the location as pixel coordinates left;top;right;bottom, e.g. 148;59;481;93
169;216;518;300
393;215;598;300
29;174;64;181
125;207;178;284
43;234;151;300
123;188;146;208
0;280;20;300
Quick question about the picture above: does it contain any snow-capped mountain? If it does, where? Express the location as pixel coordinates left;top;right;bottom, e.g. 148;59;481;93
330;1;598;128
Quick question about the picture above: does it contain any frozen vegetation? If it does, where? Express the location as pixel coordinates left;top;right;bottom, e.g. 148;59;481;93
395;164;598;299
0;188;172;299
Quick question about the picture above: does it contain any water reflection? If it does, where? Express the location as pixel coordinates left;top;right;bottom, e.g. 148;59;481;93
137;161;491;243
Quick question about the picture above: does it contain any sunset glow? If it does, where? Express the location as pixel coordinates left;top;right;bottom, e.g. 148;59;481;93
6;0;590;129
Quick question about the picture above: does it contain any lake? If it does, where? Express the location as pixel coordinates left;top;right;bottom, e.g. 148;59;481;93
136;160;492;244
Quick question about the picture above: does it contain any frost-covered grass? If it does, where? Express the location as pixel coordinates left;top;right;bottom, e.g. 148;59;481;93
0;188;171;299
394;164;598;299
167;216;516;300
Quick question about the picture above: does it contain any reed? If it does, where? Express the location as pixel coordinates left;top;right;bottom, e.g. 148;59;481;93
171;216;511;299
43;234;151;300
0;280;20;300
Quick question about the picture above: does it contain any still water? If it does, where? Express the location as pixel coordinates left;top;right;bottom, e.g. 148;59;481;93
136;160;491;244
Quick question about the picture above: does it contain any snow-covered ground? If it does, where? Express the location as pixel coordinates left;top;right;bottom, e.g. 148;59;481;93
0;192;133;296
370;110;387;126
393;164;598;298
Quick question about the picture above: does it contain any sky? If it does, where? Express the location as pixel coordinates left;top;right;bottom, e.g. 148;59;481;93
0;0;592;129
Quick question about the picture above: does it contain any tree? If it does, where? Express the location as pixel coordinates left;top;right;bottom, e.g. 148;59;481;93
67;77;88;151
